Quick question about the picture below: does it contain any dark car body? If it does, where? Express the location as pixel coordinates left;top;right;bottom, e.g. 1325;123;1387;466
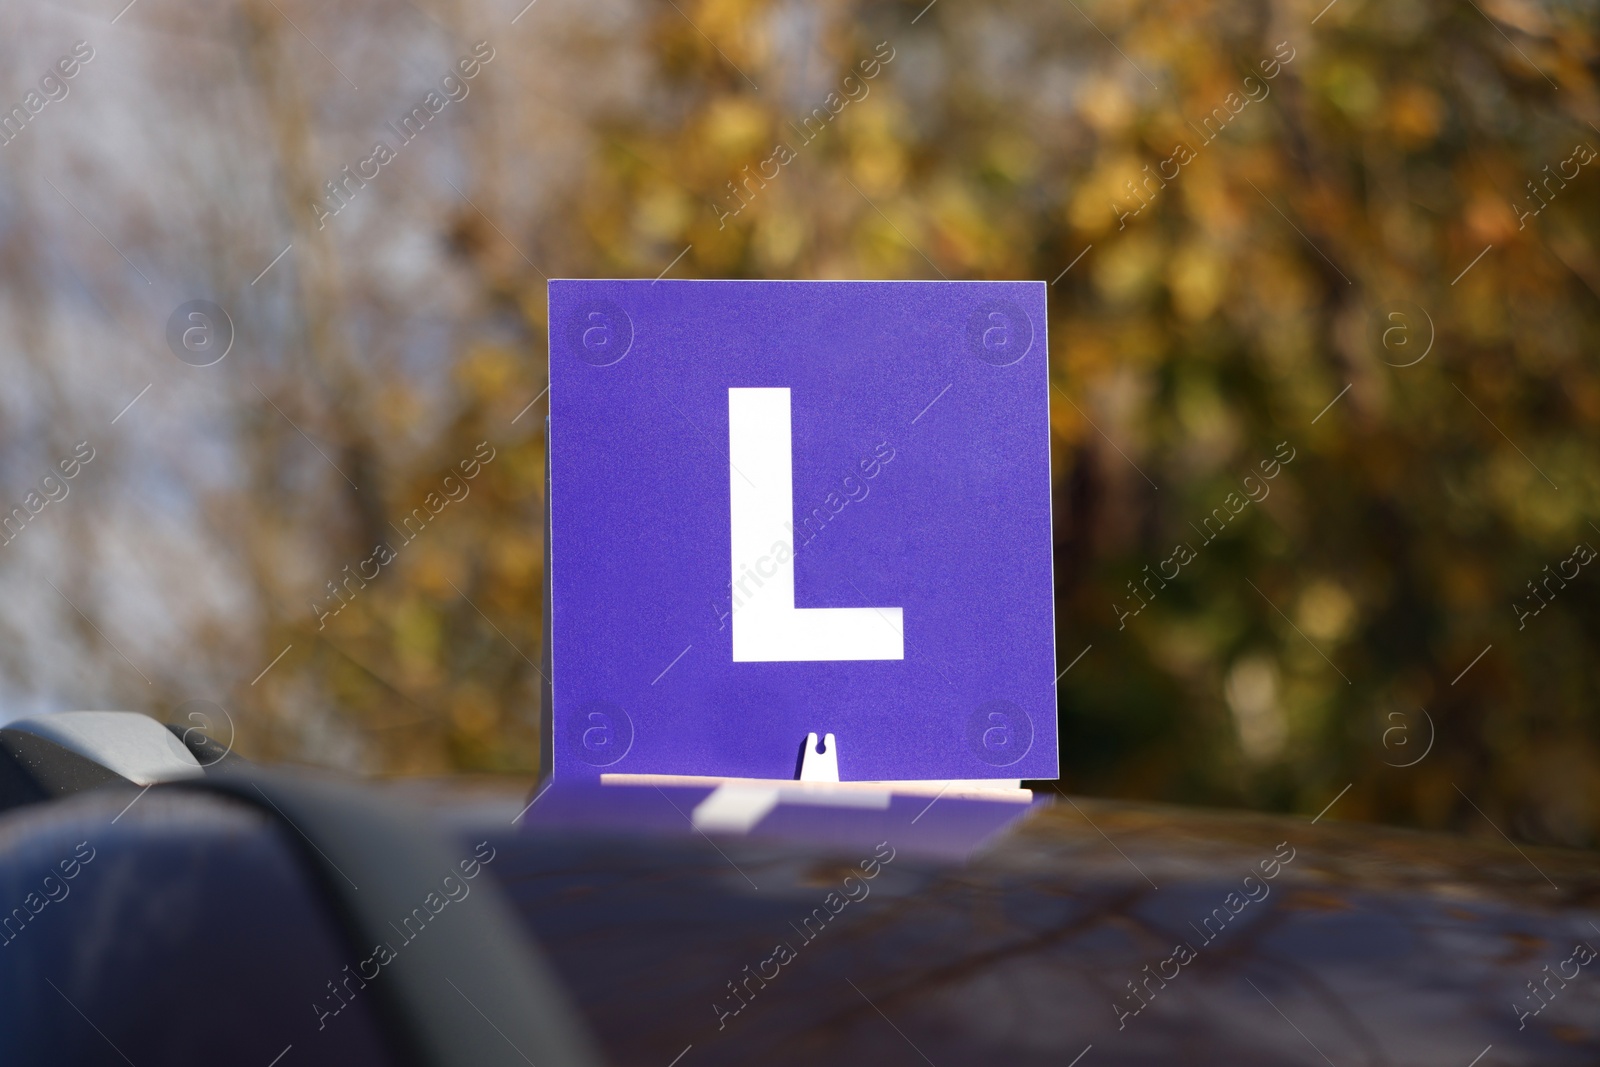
2;768;1597;1066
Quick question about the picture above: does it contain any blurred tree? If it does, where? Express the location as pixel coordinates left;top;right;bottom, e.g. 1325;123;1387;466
554;0;1600;846
0;0;1596;848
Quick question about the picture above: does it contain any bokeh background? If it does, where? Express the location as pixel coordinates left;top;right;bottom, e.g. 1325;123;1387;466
2;0;1597;846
